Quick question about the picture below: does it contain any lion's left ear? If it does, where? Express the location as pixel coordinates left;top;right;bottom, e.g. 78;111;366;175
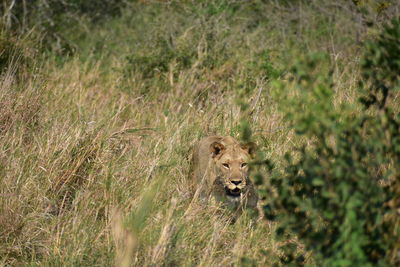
241;142;257;158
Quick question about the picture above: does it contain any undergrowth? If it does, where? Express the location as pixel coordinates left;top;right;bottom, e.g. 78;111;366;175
1;0;399;266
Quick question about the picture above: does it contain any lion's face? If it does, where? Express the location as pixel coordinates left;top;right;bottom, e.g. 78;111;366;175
210;140;255;197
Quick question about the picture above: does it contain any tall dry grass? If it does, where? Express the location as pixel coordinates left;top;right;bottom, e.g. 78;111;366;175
1;0;398;265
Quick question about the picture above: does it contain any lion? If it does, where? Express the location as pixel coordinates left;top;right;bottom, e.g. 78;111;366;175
190;136;258;217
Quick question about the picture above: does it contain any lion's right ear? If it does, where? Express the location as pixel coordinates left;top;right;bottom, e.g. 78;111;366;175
210;142;225;158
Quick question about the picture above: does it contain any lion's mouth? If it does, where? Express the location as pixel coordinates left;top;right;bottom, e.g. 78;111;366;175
225;187;241;197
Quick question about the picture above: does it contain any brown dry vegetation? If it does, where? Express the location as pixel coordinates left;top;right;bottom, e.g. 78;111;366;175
1;0;398;265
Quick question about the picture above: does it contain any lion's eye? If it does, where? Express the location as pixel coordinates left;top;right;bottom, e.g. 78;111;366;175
222;163;230;169
241;163;248;168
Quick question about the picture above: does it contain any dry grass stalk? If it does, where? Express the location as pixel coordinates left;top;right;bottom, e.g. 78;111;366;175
150;198;177;266
111;208;137;267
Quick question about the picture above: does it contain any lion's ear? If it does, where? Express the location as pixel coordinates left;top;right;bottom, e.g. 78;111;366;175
210;142;225;158
241;142;257;158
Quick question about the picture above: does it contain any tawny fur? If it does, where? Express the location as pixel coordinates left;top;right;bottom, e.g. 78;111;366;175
190;136;258;214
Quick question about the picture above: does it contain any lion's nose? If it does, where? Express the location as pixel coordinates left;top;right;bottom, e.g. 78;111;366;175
231;180;242;185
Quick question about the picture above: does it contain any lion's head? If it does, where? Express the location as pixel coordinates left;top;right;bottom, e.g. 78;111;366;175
209;138;256;197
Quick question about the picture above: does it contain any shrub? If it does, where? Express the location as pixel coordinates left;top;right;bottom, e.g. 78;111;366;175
1;0;125;53
259;18;400;266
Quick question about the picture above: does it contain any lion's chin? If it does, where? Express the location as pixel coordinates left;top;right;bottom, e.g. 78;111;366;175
225;187;241;197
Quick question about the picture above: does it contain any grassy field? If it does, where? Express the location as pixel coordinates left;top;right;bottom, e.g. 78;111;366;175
1;1;398;266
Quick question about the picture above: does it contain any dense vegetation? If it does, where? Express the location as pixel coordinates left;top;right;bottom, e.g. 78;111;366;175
259;20;400;266
1;0;399;265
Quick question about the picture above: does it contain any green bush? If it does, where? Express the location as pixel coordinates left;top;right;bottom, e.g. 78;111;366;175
2;0;124;28
1;0;125;53
259;18;400;266
0;31;22;74
0;29;36;80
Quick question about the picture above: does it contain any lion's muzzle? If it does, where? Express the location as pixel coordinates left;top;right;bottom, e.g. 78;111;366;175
225;178;246;197
225;186;241;197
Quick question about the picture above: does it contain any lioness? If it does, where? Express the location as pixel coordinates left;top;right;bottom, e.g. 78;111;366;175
190;136;258;215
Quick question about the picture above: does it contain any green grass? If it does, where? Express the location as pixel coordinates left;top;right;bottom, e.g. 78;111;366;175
1;0;398;265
